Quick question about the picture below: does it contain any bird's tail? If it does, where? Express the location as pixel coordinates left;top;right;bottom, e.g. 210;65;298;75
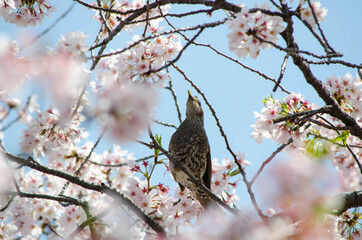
191;187;219;209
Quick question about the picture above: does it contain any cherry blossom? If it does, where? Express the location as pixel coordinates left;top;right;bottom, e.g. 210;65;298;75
96;34;181;88
227;4;285;58
56;31;89;60
299;1;327;28
250;92;315;148
1;0;361;239
0;36;26;92
0;0;56;27
94;81;157;141
324;73;362;121
19;108;87;158
92;0;170;39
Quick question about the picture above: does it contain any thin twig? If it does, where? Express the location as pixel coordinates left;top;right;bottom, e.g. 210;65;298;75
142;0;151;37
59;129;105;195
0;97;31;132
21;3;76;49
317;116;362;174
252;33;341;59
166;78;183;124
88;154;164;167
273;105;332;124
5;191;83;206
96;0;112;34
0;196;15;211
306;0;336;54
250;138;293;186
152;119;178;129
306;118;348;131
192;41;291;94
304;58;362;69
273;53;290;92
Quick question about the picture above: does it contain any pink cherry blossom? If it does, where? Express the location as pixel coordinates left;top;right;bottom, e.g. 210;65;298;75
227;4;285;58
94;81;157;142
300;1;327;28
19;108;86;158
92;0;170;38
0;0;56;27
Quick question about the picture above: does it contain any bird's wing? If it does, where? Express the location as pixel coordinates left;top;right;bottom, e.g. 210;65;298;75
203;145;212;190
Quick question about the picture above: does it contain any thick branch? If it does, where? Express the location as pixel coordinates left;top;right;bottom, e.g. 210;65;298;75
279;9;362;140
333;191;362;215
250;138;293;186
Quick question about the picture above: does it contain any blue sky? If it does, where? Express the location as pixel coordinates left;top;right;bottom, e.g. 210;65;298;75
1;0;361;216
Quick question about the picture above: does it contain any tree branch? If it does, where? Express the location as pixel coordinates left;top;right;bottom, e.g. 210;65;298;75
279;10;362;140
250;138;293;186
273;105;332;124
1;150;167;237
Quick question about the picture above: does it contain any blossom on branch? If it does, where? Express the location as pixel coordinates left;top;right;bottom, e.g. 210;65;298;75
97;34;181;88
92;0;170;39
0;0;56;27
299;1;327;28
251;75;362;191
227;4;285;58
19;108;87;158
56;31;89;60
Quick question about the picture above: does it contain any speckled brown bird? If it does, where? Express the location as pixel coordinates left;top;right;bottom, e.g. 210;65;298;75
168;91;214;207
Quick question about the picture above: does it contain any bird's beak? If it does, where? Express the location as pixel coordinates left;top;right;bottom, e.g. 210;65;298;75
188;90;193;101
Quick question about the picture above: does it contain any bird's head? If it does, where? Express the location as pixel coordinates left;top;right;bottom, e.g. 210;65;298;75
186;91;204;122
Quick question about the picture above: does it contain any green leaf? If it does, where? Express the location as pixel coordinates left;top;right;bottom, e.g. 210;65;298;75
154;134;162;157
332;130;349;146
262;95;273;104
229;169;240;177
280;102;289;115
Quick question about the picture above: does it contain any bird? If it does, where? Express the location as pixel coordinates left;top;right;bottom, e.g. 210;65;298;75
168;90;214;208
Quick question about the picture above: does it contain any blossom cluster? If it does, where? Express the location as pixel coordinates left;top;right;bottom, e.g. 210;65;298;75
56;31;89;60
227;3;285;58
325;73;362;121
19;108;87;158
92;33;182;140
0;32;90;113
182;154;346;240
1;138;245;239
94;81;157;141
92;0;170;39
279;0;327;28
0;0;56;27
97;34;182;88
0;36;26;92
251;92;315;147
251;74;362;192
299;1;327;28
